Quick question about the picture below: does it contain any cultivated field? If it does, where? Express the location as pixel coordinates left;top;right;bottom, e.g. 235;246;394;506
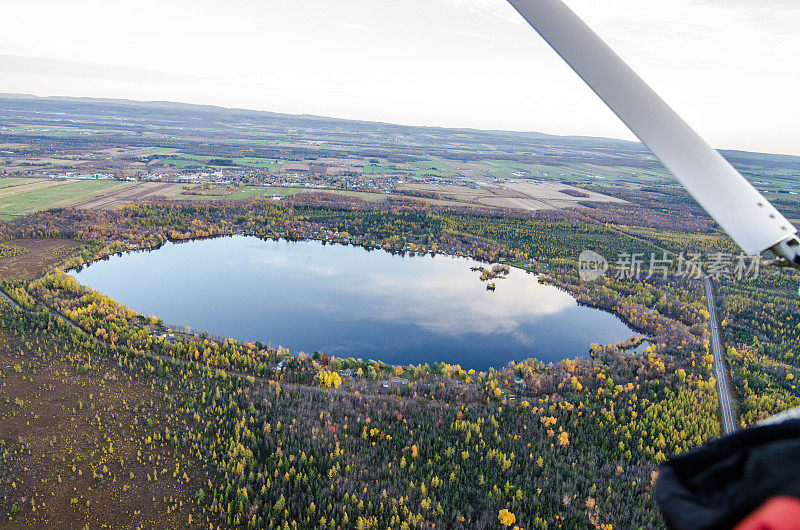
74;182;183;210
397;179;625;212
396;182;489;202
0;179;71;199
174;185;387;202
488;181;626;210
0;178;388;216
0;177;44;189
0;179;131;219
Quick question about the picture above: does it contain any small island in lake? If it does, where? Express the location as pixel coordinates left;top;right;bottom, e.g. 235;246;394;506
474;263;511;282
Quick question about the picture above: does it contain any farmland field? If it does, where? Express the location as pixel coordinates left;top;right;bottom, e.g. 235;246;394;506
162;158;202;168
0;179;72;199
175;185;386;202
73;182;184;210
0;177;43;189
232;157;282;170
124;147;177;155
396;179;624;212
0;180;131;218
410;159;459;178
361;164;397;175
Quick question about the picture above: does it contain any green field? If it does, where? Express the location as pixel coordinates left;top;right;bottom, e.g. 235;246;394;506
126;147;177;155
178;154;214;161
362;164;398;175
162;155;282;170
163;158;202;168
232;157;282;170
552;163;673;183
0;177;43;189
177;185;386;202
409;159;458;178
0;180;129;218
480;160;534;178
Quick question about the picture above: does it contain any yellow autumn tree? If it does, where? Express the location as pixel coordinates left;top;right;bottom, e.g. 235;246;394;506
498;508;516;527
557;431;570;446
314;370;342;389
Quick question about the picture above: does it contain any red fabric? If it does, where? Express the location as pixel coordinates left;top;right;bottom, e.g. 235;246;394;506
736;497;800;530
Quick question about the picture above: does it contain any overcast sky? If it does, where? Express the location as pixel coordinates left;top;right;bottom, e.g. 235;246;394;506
1;0;798;155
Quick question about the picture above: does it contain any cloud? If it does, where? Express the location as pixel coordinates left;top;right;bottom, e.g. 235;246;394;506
439;0;524;24
450;29;497;40
693;0;800;9
1;0;796;154
0;54;210;84
690;0;800;30
243;254;339;277
345;267;574;336
326;21;384;33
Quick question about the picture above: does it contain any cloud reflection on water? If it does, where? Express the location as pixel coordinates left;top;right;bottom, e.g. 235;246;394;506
238;241;575;336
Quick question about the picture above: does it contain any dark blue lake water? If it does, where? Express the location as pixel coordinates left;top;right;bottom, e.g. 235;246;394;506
69;236;637;370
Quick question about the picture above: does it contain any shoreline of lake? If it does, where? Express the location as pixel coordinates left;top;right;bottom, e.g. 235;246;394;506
69;235;642;371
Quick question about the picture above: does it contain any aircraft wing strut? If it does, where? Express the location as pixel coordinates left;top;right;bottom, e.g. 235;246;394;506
507;0;800;262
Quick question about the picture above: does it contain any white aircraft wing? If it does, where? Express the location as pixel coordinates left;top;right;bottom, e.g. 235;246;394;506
507;0;797;257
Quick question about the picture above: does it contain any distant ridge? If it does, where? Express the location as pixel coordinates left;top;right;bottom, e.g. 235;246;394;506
0;92;631;146
1;92;798;164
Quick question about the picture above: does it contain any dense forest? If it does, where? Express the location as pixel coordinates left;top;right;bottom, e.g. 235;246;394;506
716;269;800;425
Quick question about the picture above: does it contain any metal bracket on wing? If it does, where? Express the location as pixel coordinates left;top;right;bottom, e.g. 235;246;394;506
506;0;800;265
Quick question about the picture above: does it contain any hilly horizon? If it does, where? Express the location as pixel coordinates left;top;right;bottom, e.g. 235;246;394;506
5;91;799;162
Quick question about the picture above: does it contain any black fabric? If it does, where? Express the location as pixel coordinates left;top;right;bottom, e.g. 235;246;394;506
656;418;800;529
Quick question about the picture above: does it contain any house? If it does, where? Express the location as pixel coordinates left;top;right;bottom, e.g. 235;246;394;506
339;369;354;377
157;333;180;344
274;360;286;372
382;377;409;389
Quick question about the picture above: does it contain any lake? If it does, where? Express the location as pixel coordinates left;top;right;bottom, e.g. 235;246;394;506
69;235;637;370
